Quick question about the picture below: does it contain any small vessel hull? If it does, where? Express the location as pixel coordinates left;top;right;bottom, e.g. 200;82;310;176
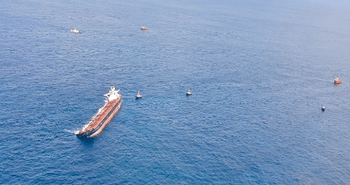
136;91;142;99
334;80;342;84
70;29;79;33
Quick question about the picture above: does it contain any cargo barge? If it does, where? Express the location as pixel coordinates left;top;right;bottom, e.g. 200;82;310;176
75;86;122;138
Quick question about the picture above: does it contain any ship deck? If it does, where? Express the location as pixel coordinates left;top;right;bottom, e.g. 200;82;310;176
83;97;121;131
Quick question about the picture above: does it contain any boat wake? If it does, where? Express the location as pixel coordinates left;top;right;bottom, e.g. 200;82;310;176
64;129;79;134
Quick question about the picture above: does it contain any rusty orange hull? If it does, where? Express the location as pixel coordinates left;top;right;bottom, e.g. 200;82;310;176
334;79;342;84
76;96;122;138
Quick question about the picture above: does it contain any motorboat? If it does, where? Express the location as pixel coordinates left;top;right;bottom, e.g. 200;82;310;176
70;28;79;33
136;91;142;98
334;77;342;84
186;88;192;95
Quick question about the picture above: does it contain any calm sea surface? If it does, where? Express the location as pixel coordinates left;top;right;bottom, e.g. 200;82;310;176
1;0;350;184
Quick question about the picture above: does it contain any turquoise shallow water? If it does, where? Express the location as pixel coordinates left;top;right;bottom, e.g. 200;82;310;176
1;0;350;184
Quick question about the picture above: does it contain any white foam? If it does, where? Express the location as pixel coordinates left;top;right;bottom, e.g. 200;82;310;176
64;129;78;134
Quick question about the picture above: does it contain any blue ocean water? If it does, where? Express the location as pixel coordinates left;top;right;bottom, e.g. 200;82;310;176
2;0;350;184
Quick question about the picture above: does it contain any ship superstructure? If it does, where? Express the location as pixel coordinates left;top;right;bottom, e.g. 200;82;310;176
76;86;122;138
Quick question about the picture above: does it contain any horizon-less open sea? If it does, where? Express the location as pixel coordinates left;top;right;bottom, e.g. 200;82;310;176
2;0;350;184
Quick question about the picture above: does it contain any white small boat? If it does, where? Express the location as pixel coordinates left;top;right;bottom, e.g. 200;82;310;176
136;91;142;98
186;88;192;95
70;28;79;33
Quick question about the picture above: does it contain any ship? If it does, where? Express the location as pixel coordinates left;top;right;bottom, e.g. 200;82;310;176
75;86;122;138
70;28;79;33
334;77;342;84
186;88;192;95
136;91;142;98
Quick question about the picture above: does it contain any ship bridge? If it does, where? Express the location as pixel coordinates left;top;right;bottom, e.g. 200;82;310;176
104;86;120;101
